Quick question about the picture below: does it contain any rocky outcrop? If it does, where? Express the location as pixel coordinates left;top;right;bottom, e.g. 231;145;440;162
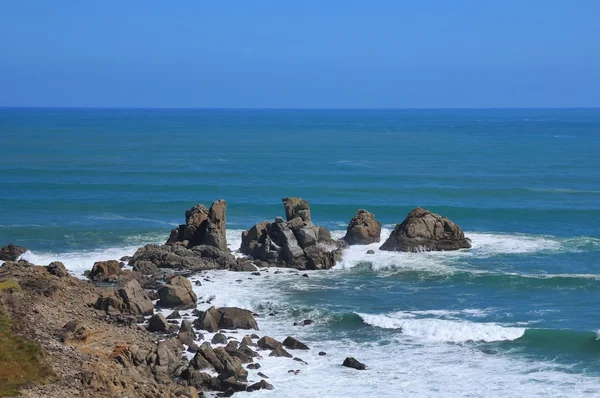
94;279;154;317
343;209;382;245
194;306;259;332
380;207;472;252
166;200;228;251
130;243;254;275
240;198;347;270
282;197;312;224
157;276;197;309
88;260;121;282
0;243;27;261
47;261;69;278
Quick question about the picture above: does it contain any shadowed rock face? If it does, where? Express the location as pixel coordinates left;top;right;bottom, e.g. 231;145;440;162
343;209;382;245
380;207;471;252
0;243;27;261
166;200;228;251
240;198;347;270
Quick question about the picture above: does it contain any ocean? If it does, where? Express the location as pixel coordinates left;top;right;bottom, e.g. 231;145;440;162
1;108;600;397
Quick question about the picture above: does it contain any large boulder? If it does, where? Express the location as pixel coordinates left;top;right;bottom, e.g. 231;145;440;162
380;207;472;252
157;276;197;309
0;243;27;261
343;209;382;245
194;306;259;332
166;200;228;251
240;198;347;270
119;279;154;316
88;260;121;282
47;261;69;278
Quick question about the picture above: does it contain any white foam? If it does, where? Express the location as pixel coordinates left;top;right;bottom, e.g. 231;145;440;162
357;312;525;343
179;269;600;397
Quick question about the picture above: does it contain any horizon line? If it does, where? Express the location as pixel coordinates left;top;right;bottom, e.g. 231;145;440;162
1;106;599;111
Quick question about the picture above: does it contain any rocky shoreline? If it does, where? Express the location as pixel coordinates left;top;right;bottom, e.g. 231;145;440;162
0;199;471;397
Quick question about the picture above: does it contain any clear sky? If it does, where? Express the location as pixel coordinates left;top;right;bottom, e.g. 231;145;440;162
0;1;598;108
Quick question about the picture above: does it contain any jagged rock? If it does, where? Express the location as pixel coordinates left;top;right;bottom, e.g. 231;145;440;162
269;347;292;358
47;261;68;277
240;198;347;270
167;310;181;319
342;357;366;370
158;276;197;309
212;333;228;344
257;336;282;350
283;336;309;350
166;200;228;251
380;207;472;252
178;320;197;345
148;313;170;333
241;336;255;346
88;260;121;282
247;379;274;392
343;209;382;245
0;243;27;261
282;197;312;224
194;306;259;332
119;279;154;316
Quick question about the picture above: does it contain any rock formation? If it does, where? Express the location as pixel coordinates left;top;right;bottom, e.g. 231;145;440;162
0;243;27;261
157;275;198;309
166;200;228;251
240;198;347;269
380;207;472;252
342;209;382;245
194;306;259;332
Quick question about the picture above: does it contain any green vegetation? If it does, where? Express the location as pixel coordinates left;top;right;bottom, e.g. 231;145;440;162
0;315;55;396
0;280;21;292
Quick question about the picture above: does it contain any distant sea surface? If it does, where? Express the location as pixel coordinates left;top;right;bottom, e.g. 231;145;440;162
1;108;600;397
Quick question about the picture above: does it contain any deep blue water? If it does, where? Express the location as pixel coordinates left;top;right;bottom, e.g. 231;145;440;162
1;108;599;395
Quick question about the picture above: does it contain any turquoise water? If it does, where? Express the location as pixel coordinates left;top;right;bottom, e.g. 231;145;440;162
1;108;600;396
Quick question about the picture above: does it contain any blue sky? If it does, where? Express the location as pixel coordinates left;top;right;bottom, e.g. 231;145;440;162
0;1;598;108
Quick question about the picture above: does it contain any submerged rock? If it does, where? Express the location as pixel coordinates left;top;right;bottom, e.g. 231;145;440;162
343;209;382;245
380;207;472;252
342;357;366;370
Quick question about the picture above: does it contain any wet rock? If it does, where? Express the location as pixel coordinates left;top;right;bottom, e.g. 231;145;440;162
380;207;472;252
0;243;27;261
158;275;197;309
283;336;309;350
47;261;69;277
257;336;282;350
343;209;382;245
269;347;292;358
167;310;181;319
195;306;259;332
293;357;308;364
366;249;375;254
148;313;170;333
342;357;366;370
241;336;255;346
178;320;197;345
212;333;228;345
246;379;274;392
318;351;326;356
246;363;261;370
257;371;269;378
